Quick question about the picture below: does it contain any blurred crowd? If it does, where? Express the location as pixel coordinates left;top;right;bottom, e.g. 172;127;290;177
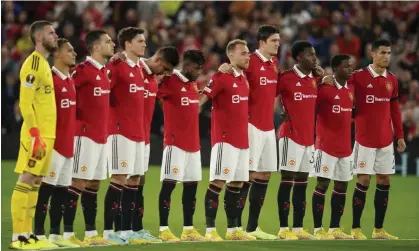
2;1;419;164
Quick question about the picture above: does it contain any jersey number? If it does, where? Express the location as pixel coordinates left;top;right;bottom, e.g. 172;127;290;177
309;152;315;164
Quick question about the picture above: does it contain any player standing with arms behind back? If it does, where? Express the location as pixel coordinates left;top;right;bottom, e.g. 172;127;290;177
157;50;206;242
311;54;354;240
33;38;79;247
102;27;147;245
218;25;279;240
349;39;405;240
61;30;115;246
10;20;58;250
200;40;255;241
276;41;318;240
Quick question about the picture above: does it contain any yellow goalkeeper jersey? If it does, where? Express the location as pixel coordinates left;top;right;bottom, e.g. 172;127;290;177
19;51;56;140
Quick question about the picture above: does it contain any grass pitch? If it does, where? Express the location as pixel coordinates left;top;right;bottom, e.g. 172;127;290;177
1;160;418;250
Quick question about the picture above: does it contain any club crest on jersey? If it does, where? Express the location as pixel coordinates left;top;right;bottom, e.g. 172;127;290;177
322;166;329;173
50;171;56;178
81;166;87;172
223;168;229;174
312;80;317;89
289;159;296;166
385;81;393;91
120;161;127;168
172;167;179;174
28;159;36;168
359;161;366;169
249;159;253;165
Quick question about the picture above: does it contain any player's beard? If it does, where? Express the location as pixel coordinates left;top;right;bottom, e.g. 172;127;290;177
43;39;56;53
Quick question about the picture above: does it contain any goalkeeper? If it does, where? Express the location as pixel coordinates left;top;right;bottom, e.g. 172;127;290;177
10;20;58;250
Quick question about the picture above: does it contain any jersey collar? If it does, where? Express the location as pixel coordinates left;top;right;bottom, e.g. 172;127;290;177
123;52;140;68
367;64;387;78
233;68;244;77
333;75;348;89
173;69;189;82
86;56;105;70
255;49;273;63
52;66;69;80
140;58;153;75
293;64;313;78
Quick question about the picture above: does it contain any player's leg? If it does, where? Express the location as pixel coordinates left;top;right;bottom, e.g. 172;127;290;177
328;155;353;239
246;129;277;239
372;144;397;239
34;150;64;239
277;137;301;240
292;145;315;239
103;135;134;244
351;141;374;239
180;150;205;241
11;140;43;249
158;146;183;242
205;143;229;241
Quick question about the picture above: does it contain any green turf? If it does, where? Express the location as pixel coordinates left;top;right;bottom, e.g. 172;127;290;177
2;160;419;250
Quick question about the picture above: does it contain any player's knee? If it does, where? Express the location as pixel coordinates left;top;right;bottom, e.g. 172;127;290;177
357;174;371;186
227;181;242;188
281;170;295;181
110;174;127;186
126;175;140;186
251;171;271;181
71;178;87;191
334;181;348;192
295;171;309;181
316;177;330;191
211;179;225;189
376;174;390;185
87;180;100;190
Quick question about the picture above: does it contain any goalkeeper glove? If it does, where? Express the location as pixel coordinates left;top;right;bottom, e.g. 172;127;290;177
29;127;47;160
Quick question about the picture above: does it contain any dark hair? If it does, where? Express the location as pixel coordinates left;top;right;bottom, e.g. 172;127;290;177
257;25;280;42
291;40;313;60
56;38;70;50
157;46;180;67
183;49;206;66
85;30;107;53
29;20;53;44
371;39;391;51
117;27;144;50
331;54;351;69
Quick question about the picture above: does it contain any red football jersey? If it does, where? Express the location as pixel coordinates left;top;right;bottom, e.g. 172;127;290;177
203;69;249;149
351;65;403;148
108;57;145;142
72;56;110;144
140;58;158;145
52;67;76;157
315;79;354;157
157;70;200;152
277;65;318;146
245;50;279;131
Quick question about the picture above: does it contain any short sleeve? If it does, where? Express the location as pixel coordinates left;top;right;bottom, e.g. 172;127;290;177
391;79;399;100
107;62;120;89
203;74;224;99
157;76;172;99
276;73;287;96
71;65;87;88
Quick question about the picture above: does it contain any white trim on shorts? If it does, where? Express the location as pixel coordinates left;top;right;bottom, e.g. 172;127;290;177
42;150;73;186
352;141;395;175
160;145;202;182
278;137;315;173
72;136;108;181
209;142;249;183
144;143;150;173
310;149;353;182
248;123;277;172
107;134;145;176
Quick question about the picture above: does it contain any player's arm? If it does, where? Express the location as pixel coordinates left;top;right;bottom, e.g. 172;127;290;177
276;74;290;121
107;61;120;89
390;79;406;152
156;76;172;101
19;58;47;160
200;75;223;107
71;65;87;88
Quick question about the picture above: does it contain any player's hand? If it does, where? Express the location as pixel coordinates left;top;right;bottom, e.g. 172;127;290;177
29;127;47;160
218;63;234;74
280;112;290;122
397;138;406;153
314;66;325;77
109;52;126;63
321;75;334;86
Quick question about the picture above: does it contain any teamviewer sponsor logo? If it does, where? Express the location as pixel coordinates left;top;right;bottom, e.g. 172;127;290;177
181;97;189;106
232;95;239;103
61;99;69;108
93;87;110;96
332;105;340;113
260;77;267;85
294;92;302;100
129;84;144;93
366;95;374;103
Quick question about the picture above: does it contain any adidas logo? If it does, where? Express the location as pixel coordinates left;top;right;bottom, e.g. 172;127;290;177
296;82;301;87
144;79;149;84
233;83;238;88
96;75;101;80
334;95;340;100
260;66;265;71
129;73;134;77
181;87;186;92
367;83;373;88
62;87;67;92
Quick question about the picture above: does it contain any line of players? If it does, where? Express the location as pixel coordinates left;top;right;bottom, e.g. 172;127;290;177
10;20;405;250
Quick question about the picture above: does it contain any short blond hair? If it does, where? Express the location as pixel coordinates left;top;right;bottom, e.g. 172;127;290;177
226;39;247;55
